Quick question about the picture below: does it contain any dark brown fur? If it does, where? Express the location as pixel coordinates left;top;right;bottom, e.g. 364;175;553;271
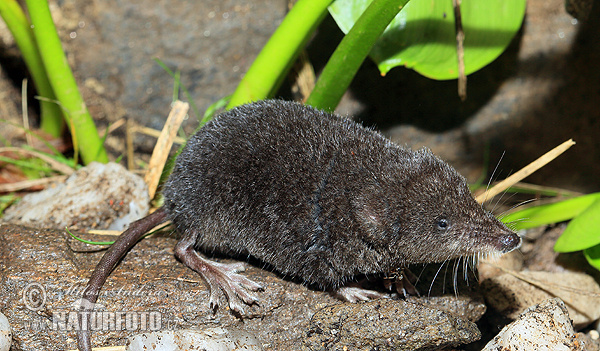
163;100;518;287
78;100;520;351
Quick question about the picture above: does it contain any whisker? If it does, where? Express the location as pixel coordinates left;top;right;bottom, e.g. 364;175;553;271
505;217;531;225
469;254;479;283
483;151;505;205
490;173;517;214
492;189;519;214
453;257;460;296
506;216;530;223
463;255;469;284
429;261;448;297
504;218;530;232
415;263;427;284
498;198;537;220
442;261;451;295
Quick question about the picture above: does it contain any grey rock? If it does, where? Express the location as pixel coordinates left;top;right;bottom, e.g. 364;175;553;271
481;270;600;329
2;162;149;231
128;327;263;351
415;295;487;323
0;224;486;350
0;223;333;350
0;312;11;351
62;0;287;132
482;298;589;351
304;298;481;351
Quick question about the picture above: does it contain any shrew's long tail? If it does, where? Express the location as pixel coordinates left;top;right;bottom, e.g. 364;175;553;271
76;207;168;351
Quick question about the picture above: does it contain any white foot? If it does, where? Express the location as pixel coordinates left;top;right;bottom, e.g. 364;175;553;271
335;286;388;303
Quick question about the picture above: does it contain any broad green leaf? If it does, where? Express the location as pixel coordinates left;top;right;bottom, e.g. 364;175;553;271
329;0;526;79
502;193;600;231
584;244;600;271
554;199;600;252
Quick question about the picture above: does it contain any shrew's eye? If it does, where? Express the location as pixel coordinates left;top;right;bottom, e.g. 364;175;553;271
437;218;449;230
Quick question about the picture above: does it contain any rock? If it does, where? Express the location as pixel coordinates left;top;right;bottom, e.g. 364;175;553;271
304;298;481;351
481;270;600;329
0;224;332;350
61;0;287;135
578;331;600;351
0;224;489;350
128;327;263;351
0;312;11;351
413;295;487;322
2;162;149;231
482;298;589;351
478;250;524;281
565;0;594;21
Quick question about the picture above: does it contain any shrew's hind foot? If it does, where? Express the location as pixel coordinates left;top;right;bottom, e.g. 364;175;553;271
175;237;263;315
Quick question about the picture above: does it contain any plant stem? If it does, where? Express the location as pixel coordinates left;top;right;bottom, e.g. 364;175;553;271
25;0;108;164
227;0;333;109
306;0;409;111
0;0;64;137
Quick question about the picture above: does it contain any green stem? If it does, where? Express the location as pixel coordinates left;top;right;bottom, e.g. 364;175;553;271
227;0;333;109
306;0;409;111
25;0;108;164
0;0;64;137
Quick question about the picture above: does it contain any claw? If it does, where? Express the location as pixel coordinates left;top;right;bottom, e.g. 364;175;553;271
396;268;419;297
175;237;263;314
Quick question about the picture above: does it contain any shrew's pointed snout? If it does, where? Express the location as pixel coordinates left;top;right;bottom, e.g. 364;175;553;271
498;231;521;253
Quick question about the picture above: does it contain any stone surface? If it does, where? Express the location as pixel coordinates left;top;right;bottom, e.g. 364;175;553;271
128;327;263;351
482;298;589;351
0;224;487;351
481;270;600;329
2;162;149;231
303;298;481;351
0;312;10;351
57;0;287;135
1;0;600;349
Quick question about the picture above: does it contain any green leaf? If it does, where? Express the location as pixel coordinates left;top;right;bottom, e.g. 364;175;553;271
65;222;172;246
329;0;526;79
584;244;600;271
0;155;55;174
153;57;201;119
502;193;600;231
66;226;114;246
554;199;600;252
